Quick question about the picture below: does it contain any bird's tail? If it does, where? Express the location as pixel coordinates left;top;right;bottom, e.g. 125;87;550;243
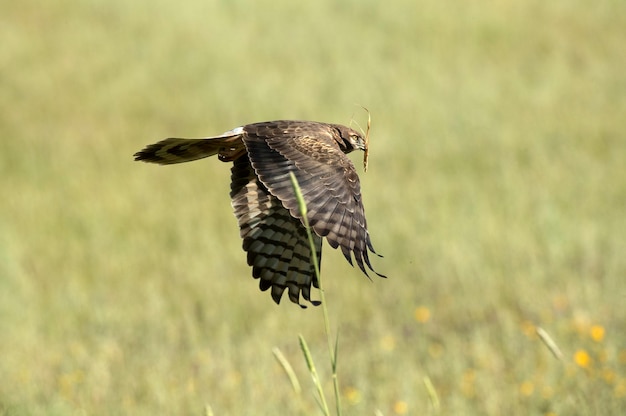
134;129;245;165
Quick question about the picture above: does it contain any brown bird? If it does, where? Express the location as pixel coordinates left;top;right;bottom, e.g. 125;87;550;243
134;120;384;307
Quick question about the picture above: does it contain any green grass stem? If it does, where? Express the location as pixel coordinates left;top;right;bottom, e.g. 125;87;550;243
290;172;343;416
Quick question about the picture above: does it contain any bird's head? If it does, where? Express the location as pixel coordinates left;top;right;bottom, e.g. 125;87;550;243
333;125;366;153
333;114;371;172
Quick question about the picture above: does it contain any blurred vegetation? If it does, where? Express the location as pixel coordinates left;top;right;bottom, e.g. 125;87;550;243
1;0;625;414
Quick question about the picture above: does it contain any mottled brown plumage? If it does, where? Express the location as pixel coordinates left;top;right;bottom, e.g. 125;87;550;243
134;120;384;307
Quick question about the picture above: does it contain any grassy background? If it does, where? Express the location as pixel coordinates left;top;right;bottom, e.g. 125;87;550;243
2;0;625;414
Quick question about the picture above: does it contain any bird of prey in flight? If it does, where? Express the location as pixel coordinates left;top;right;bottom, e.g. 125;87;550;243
134;120;384;307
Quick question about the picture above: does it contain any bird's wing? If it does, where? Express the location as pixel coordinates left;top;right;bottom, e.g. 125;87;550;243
230;155;322;307
242;123;383;278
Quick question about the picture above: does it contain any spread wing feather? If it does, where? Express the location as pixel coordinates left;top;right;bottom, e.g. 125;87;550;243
242;126;383;278
230;155;322;307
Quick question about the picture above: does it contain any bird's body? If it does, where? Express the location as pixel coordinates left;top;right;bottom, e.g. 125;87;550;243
135;120;383;307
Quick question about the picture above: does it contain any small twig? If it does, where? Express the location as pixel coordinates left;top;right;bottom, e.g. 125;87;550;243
362;107;371;172
350;106;371;172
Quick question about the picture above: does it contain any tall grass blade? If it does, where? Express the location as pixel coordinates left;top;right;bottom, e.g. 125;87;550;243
423;376;440;412
536;326;564;360
299;334;331;416
290;172;343;416
272;347;302;395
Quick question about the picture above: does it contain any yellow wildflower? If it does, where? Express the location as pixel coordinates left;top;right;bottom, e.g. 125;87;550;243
414;306;431;323
615;381;626;398
574;349;591;369
590;325;605;342
519;381;534;397
344;386;362;405
520;320;536;338
461;369;476;397
393;400;408;415
602;368;616;384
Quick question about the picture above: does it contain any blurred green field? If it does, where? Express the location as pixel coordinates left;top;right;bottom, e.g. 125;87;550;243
2;0;625;414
